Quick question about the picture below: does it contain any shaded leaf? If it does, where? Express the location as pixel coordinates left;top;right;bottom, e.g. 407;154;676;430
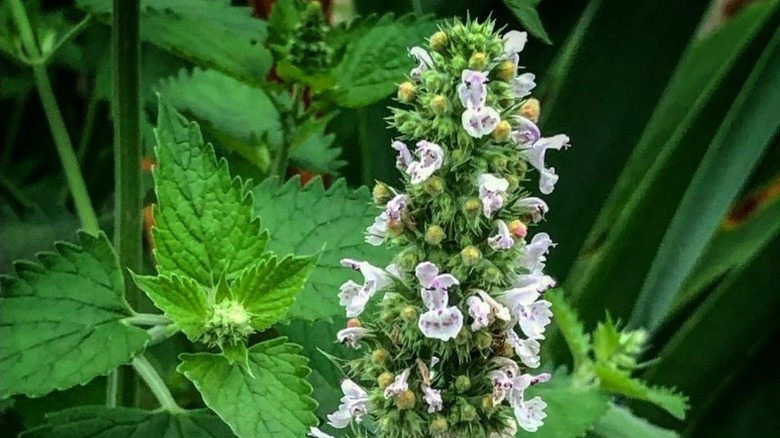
592;404;679;438
503;0;553;44
594;364;688;420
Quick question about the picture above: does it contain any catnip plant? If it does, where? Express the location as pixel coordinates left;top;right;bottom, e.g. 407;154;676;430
310;19;570;438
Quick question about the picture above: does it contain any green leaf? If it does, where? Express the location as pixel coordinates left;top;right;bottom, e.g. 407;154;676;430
132;273;209;341
333;14;437;108
547;290;591;369
592;404;679;438
0;232;149;399
631;25;780;329
22;407;235;438
518;371;610;438
151;98;268;286
252;177;394;321
267;0;301;50
503;0;553;45
223;342;250;370
592;317;622;365
178;338;317;438
565;2;779;327
232;255;317;331
594;363;688;420
76;0;272;83
289;114;345;174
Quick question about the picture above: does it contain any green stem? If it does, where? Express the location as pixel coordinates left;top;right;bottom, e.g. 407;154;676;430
132;355;182;412
2;93;28;166
8;0;99;234
125;313;172;327
270;86;300;179
77;86;100;164
112;0;143;408
410;0;424;16
44;15;92;64
146;325;178;346
0;174;35;210
106;371;119;408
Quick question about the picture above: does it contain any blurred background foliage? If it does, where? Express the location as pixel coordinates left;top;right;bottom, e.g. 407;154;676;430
1;0;779;437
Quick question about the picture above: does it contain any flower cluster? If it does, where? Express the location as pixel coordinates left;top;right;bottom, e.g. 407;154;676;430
311;18;570;438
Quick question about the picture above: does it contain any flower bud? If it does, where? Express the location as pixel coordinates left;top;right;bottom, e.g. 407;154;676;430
455;326;470;344
484;266;503;284
497;60;517;82
492;120;512;142
520;98;541;122
508;219;528;239
515;159;528;174
430;31;449;52
401;306;418;323
506;175;520;191
499;340;515;357
455;375;471;393
430;94;449;115
372;182;392;205
469;52;488;70
492;155;509;171
424;176;445;195
461;245;482;266
397;249;418;271
430;416;449;434
378;371;395;389
463;198;482;218
387;219;405;236
347;318;362;328
372;348;389;365
398;81;416;103
395;389;417;409
482;395;494;411
460;403;478;421
475;330;493;350
425;225;446;246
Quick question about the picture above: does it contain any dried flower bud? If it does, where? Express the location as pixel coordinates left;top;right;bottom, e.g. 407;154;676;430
401;306;418;322
469;52;488;70
461;245;482;266
372;348;389;365
497;60;517;82
463;198;482;217
378;372;395;389
395;389;417;409
424;176;445;195
372;182;392;205
430;94;449;115
347;318;361;328
492;120;512;142
425;225;446;246
430;31;449;51
520;98;541;122
482;395;494;411
398;81;416;103
508;219;528;239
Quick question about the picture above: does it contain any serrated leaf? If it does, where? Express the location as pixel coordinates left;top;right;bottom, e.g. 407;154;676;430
76;0;272;83
518;371;610;438
22;407;235;438
333;14;437;107
503;0;553;45
252;177;393;321
233;255;317;331
289;114;345;174
0;232;149;399
132;273;209;341
592;404;679;438
594;363;688;420
178;338;317;438
592;317;622;365
547;290;591;369
151;99;268;286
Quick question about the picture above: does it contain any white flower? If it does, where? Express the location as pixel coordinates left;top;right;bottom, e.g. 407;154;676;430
515;396;547;432
365;212;389;246
511;116;541;146
468;290;511;331
327;379;369;429
458;69;489;108
392;140;413;171
478;174;510;218
521;134;570;194
519;233;556;273
513;197;549;223
336;327;369;349
500;285;552;340
409;46;433;81
422;384;443;413
383;368;411;398
488;220;515;250
416;262;463;341
514;73;536;99
503;30;528;61
308;427;335;438
407;140;444;184
338;259;391;317
462;104;501;138
488;368;514;405
506;329;541;368
386;194;410;222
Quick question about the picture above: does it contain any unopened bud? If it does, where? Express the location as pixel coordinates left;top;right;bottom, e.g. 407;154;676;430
461;245;482;266
430;94;448;115
424;176;445;195
398;250;418;271
506;175;520;191
492;156;509;171
460;403;478;421
425;225;446;246
455;326;470;344
430;31;449;52
372;348;389;365
497;60;517;82
508;219;528;239
482;394;495;411
430;416;449;434
455;375;471;393
469;52;488;70
484;266;502;283
378;372;394;389
520;98;541;122
347;318;361;328
492;120;511;142
476;330;493;350
372;182;392;205
398;81;416;103
500;340;515;357
395;389;417;409
463;198;482;217
401;306;418;323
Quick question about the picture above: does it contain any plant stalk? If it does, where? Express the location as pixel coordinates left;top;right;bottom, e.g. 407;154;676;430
132;355;182;412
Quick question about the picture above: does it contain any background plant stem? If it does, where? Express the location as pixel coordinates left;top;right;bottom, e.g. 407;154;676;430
131;355;181;412
112;0;143;408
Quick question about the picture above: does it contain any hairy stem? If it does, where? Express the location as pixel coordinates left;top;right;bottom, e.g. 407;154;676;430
132;355;182;412
125;313;172;327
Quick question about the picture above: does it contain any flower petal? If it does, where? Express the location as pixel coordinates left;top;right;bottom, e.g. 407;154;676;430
503;30;528;57
419;307;464;341
514;72;536;98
